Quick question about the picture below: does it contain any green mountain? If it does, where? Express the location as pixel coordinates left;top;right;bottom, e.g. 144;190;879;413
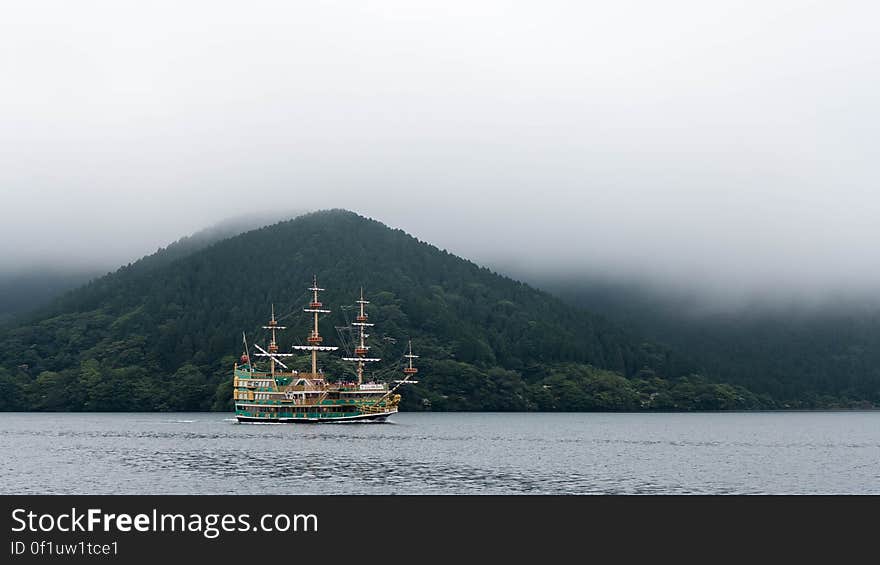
0;210;766;412
536;278;880;409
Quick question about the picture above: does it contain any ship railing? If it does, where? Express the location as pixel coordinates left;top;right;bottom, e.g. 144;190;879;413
281;385;322;392
281;372;326;380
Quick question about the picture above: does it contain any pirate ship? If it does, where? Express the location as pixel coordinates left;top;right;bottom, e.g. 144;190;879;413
232;276;420;423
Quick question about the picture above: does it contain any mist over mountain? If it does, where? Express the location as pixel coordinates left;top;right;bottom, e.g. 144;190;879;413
3;3;879;305
0;268;101;325
0;210;304;324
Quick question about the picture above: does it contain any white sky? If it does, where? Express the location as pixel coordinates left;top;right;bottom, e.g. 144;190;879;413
1;1;878;300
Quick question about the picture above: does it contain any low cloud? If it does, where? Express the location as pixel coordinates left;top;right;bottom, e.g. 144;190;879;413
1;1;877;304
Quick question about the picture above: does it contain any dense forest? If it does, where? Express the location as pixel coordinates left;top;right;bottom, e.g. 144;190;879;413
0;210;767;412
538;278;880;409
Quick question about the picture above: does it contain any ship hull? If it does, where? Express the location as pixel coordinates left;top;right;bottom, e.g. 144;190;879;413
235;410;394;424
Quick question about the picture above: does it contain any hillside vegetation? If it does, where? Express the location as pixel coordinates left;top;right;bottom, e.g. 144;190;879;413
0;210;767;411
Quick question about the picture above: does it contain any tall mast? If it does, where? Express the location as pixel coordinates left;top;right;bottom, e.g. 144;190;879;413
253;304;293;378
342;287;381;385
404;339;419;376
292;275;338;376
260;304;285;376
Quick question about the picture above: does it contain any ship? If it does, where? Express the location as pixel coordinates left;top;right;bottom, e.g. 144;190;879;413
232;276;420;423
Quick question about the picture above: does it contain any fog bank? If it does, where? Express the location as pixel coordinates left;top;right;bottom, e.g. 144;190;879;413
2;1;878;302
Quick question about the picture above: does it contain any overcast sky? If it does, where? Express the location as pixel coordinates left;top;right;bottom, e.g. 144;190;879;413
1;1;878;301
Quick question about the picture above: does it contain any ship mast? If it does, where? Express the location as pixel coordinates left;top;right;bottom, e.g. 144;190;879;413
403;339;419;377
252;304;295;379
342;287;381;385
368;339;419;408
261;304;286;376
292;275;338;377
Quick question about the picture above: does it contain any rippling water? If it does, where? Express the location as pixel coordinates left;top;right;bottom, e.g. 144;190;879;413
1;412;878;494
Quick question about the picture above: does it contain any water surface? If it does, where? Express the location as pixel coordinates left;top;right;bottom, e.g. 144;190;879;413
1;412;877;494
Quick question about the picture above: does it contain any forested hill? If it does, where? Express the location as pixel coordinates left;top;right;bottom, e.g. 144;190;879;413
537;278;880;409
0;210;764;412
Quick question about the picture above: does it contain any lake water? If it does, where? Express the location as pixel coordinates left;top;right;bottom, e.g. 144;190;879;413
1;412;878;494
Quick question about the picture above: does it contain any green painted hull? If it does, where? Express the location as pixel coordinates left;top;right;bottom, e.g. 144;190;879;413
235;411;394;423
